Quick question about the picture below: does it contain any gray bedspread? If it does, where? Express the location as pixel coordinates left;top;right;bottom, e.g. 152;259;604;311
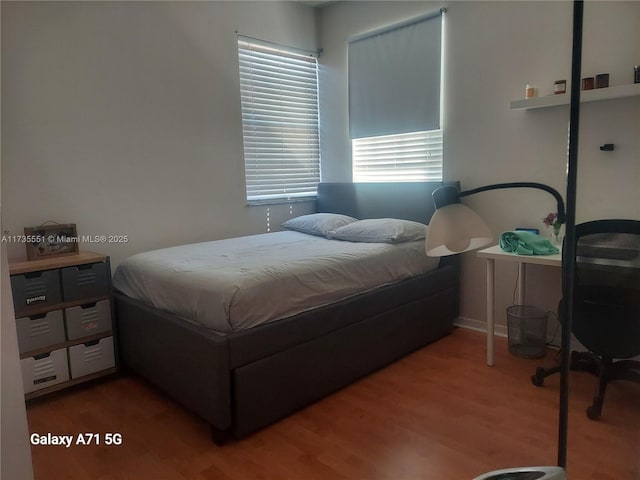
112;231;439;333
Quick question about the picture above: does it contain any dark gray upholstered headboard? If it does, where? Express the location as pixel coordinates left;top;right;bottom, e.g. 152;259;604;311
316;182;459;224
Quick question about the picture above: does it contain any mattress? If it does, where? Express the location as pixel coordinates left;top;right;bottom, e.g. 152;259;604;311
112;231;439;333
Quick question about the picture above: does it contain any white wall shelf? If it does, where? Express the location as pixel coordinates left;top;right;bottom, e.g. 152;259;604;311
509;83;640;110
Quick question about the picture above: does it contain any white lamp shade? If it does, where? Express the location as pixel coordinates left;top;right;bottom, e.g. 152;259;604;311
425;203;493;256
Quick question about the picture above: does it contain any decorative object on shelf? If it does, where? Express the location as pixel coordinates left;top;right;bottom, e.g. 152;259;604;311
543;212;563;246
510;82;640;110
634;65;639;84
554;79;567;94
582;76;594;90
525;84;536;99
24;222;79;260
595;73;609;88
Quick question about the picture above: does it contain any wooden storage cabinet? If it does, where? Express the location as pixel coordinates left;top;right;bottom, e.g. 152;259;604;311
9;252;117;400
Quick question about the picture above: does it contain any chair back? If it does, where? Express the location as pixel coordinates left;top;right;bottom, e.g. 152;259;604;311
571;220;640;359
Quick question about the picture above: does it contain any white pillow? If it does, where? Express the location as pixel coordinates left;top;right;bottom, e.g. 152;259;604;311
328;218;428;243
282;213;358;237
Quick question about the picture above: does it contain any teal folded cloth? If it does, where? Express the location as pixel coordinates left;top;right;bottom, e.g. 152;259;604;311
499;230;560;255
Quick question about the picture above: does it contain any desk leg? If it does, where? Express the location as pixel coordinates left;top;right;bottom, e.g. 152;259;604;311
518;262;526;305
486;258;495;366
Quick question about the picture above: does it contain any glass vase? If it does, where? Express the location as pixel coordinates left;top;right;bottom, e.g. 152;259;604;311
551;226;563;247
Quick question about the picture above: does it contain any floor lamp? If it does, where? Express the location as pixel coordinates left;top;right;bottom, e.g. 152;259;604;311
425;1;584;478
425;189;568;480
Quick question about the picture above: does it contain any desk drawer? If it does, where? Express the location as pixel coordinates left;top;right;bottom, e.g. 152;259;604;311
68;336;115;379
21;348;69;394
65;299;111;341
11;270;61;311
61;262;109;301
16;310;65;354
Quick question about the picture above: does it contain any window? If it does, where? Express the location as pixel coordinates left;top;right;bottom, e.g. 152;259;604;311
352;129;443;182
349;11;444;182
238;37;320;204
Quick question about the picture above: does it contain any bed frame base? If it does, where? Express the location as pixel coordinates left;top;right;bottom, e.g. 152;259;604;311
210;425;231;446
115;181;460;442
115;261;458;442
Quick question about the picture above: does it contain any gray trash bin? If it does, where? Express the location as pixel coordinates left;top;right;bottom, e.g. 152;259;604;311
506;305;548;359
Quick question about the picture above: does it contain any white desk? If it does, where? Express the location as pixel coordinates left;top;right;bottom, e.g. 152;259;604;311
476;245;562;366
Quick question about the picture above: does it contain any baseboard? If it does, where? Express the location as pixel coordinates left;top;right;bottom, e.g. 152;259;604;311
454;316;508;337
453;317;614;355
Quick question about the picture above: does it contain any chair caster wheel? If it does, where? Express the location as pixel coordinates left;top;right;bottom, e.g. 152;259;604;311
586;406;601;420
569;352;580;370
531;367;545;387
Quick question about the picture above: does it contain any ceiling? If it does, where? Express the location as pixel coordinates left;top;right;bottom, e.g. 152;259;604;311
297;1;338;8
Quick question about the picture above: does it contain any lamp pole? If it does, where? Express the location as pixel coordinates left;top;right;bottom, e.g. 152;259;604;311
434;3;584;478
558;0;584;469
459;182;566;225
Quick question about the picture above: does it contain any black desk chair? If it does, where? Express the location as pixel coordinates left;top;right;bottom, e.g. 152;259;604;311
532;219;640;420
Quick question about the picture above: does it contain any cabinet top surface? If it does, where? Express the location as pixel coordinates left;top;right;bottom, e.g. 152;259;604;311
9;251;108;275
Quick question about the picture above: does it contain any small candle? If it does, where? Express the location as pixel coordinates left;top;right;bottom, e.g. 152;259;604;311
525;85;536;99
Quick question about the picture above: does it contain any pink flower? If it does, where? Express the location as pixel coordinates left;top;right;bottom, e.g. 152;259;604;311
543;212;560;229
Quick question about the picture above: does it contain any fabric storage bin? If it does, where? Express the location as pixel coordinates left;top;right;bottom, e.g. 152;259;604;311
21;348;70;394
10;270;61;312
65;299;112;341
61;262;109;301
16;310;65;354
68;336;115;378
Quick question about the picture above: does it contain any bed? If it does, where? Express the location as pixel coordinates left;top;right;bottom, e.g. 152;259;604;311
113;182;460;443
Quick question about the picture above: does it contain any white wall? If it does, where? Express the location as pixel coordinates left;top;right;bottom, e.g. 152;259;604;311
1;0;638;471
317;0;640;329
1;3;316;471
1;1;318;268
1;8;35;476
1;245;35;480
5;0;637;327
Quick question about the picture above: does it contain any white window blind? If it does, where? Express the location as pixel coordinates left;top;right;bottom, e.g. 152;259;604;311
349;10;444;182
348;11;442;139
352;130;443;182
238;37;320;204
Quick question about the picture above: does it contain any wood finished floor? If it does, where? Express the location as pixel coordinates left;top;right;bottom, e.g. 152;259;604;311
26;328;640;480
